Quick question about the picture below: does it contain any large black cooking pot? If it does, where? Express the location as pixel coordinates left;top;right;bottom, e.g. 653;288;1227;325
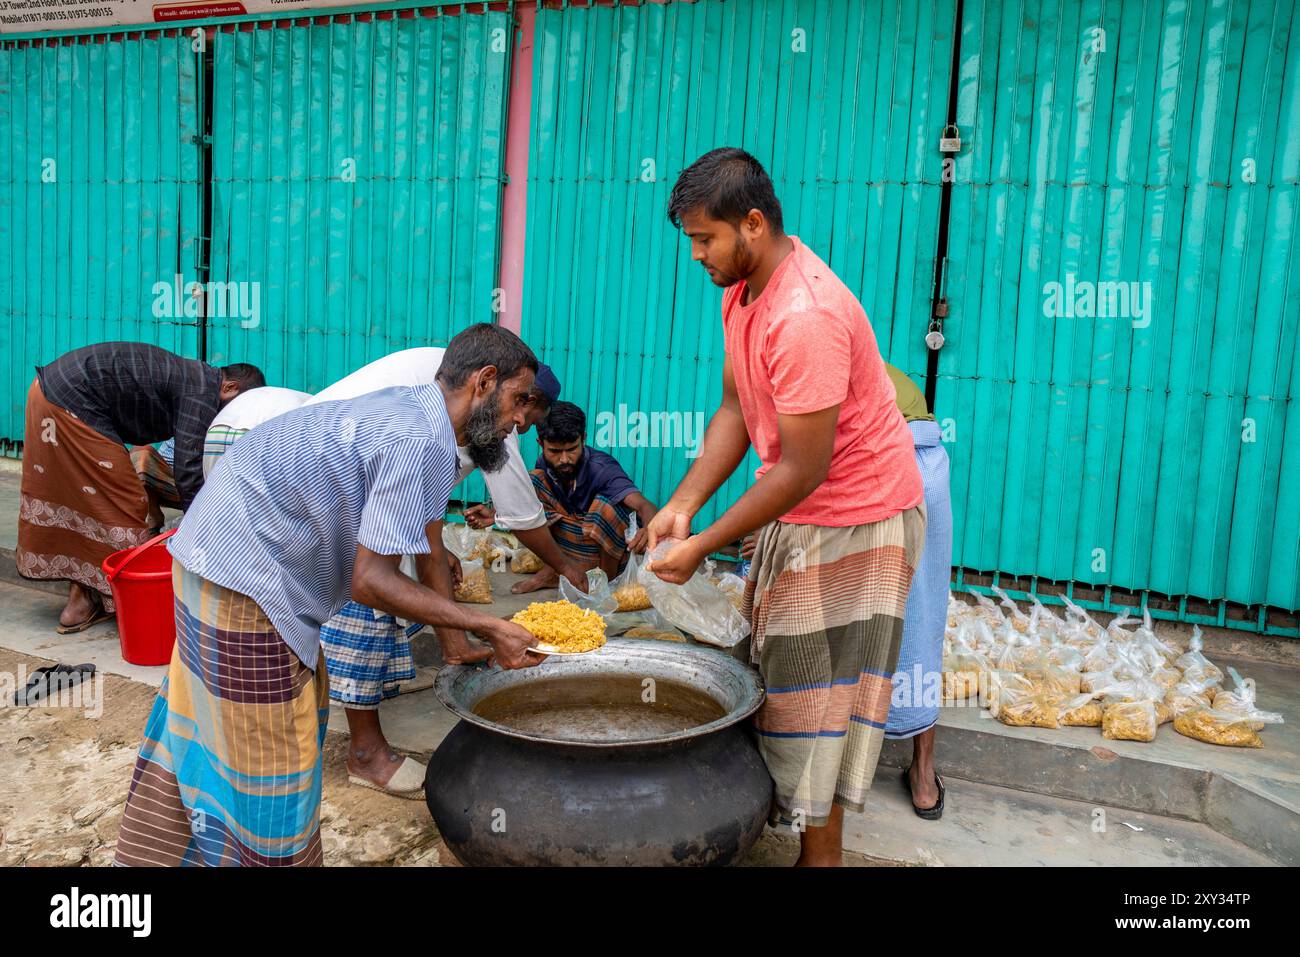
425;639;772;866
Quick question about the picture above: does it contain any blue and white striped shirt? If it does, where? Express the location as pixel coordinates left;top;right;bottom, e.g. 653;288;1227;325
169;383;459;668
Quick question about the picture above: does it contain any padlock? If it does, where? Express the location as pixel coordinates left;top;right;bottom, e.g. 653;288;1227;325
926;329;946;351
939;124;961;153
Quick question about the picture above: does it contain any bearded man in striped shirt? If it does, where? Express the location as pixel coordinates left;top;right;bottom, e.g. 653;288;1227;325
115;324;544;867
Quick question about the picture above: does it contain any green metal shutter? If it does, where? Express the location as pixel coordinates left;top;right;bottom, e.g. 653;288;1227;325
0;34;202;450
943;0;1299;620
204;10;513;393
521;0;954;523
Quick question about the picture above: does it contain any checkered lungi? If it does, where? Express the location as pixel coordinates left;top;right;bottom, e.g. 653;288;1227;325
743;505;926;827
115;561;330;866
529;471;632;568
319;601;421;710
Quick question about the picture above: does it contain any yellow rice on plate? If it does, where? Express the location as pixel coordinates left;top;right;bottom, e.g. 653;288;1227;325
511;600;607;653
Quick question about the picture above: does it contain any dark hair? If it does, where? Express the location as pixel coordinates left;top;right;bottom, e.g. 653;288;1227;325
667;147;784;233
537;400;585;444
437;323;539;389
222;363;266;392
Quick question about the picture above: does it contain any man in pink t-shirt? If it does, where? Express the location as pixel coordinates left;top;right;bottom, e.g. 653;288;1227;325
648;148;927;867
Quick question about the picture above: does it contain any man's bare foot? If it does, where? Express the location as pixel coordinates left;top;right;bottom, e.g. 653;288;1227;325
346;744;406;788
908;761;940;810
59;584;99;628
511;566;559;594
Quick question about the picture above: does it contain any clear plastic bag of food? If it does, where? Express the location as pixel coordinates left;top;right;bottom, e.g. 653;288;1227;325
996;685;1060;729
1028;664;1083;701
1096;676;1166;705
1043;644;1085;673
1058;692;1104;727
638;542;751;649
1174;625;1224;685
1150;665;1183;692
943;672;981;703
1080;639;1116;673
1080;666;1120;694
715;572;746;611
453;558;493;604
1060;594;1106;644
610;551;652;612
991;586;1032;634
971;591;1007;627
1101;700;1158;742
1164;676;1217;718
1173;705;1283;749
1210;668;1281;733
982;670;1033;718
509;548;544;574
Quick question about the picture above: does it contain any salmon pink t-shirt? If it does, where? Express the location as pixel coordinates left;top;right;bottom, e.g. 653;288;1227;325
722;237;923;526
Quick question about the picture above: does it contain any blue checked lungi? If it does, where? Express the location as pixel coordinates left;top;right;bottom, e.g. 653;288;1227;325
884;420;953;740
319;601;422;710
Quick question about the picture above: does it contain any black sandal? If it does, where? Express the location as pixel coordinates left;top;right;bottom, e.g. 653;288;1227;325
14;663;97;706
902;766;945;820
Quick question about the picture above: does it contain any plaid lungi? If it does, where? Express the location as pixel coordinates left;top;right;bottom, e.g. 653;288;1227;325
115;561;330;867
320;600;421;710
16;378;154;611
529;471;632;567
744;505;926;827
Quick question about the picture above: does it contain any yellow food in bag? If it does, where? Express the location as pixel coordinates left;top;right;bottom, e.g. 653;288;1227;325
454;562;493;604
942;671;980;703
1059;700;1103;727
1173;709;1263;748
1101;701;1157;742
997;695;1059;729
612;582;652;612
509;549;544;574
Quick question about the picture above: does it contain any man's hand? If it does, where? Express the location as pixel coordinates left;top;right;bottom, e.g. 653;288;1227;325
482;619;545;670
646;507;692;553
445;551;463;588
464;504;496;530
741;533;756;561
560;562;589;592
627;520;650;554
648;535;707;585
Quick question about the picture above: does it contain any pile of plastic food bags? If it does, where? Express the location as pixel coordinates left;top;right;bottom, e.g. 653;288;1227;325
942;587;1284;748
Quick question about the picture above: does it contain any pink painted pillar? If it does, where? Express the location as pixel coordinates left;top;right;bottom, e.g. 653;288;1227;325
496;2;536;337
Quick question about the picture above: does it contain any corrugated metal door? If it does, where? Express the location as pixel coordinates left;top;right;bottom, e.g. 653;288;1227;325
204;9;513;393
521;0;955;522
0;33;202;450
943;0;1299;616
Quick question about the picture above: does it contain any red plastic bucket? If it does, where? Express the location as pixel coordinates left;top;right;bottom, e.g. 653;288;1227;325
103;529;178;666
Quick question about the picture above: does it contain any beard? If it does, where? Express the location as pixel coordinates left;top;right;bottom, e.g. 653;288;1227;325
708;233;755;287
465;387;509;472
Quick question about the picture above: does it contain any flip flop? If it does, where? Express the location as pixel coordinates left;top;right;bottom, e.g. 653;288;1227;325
56;607;114;635
902;766;945;821
347;756;427;801
14;663;97;706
